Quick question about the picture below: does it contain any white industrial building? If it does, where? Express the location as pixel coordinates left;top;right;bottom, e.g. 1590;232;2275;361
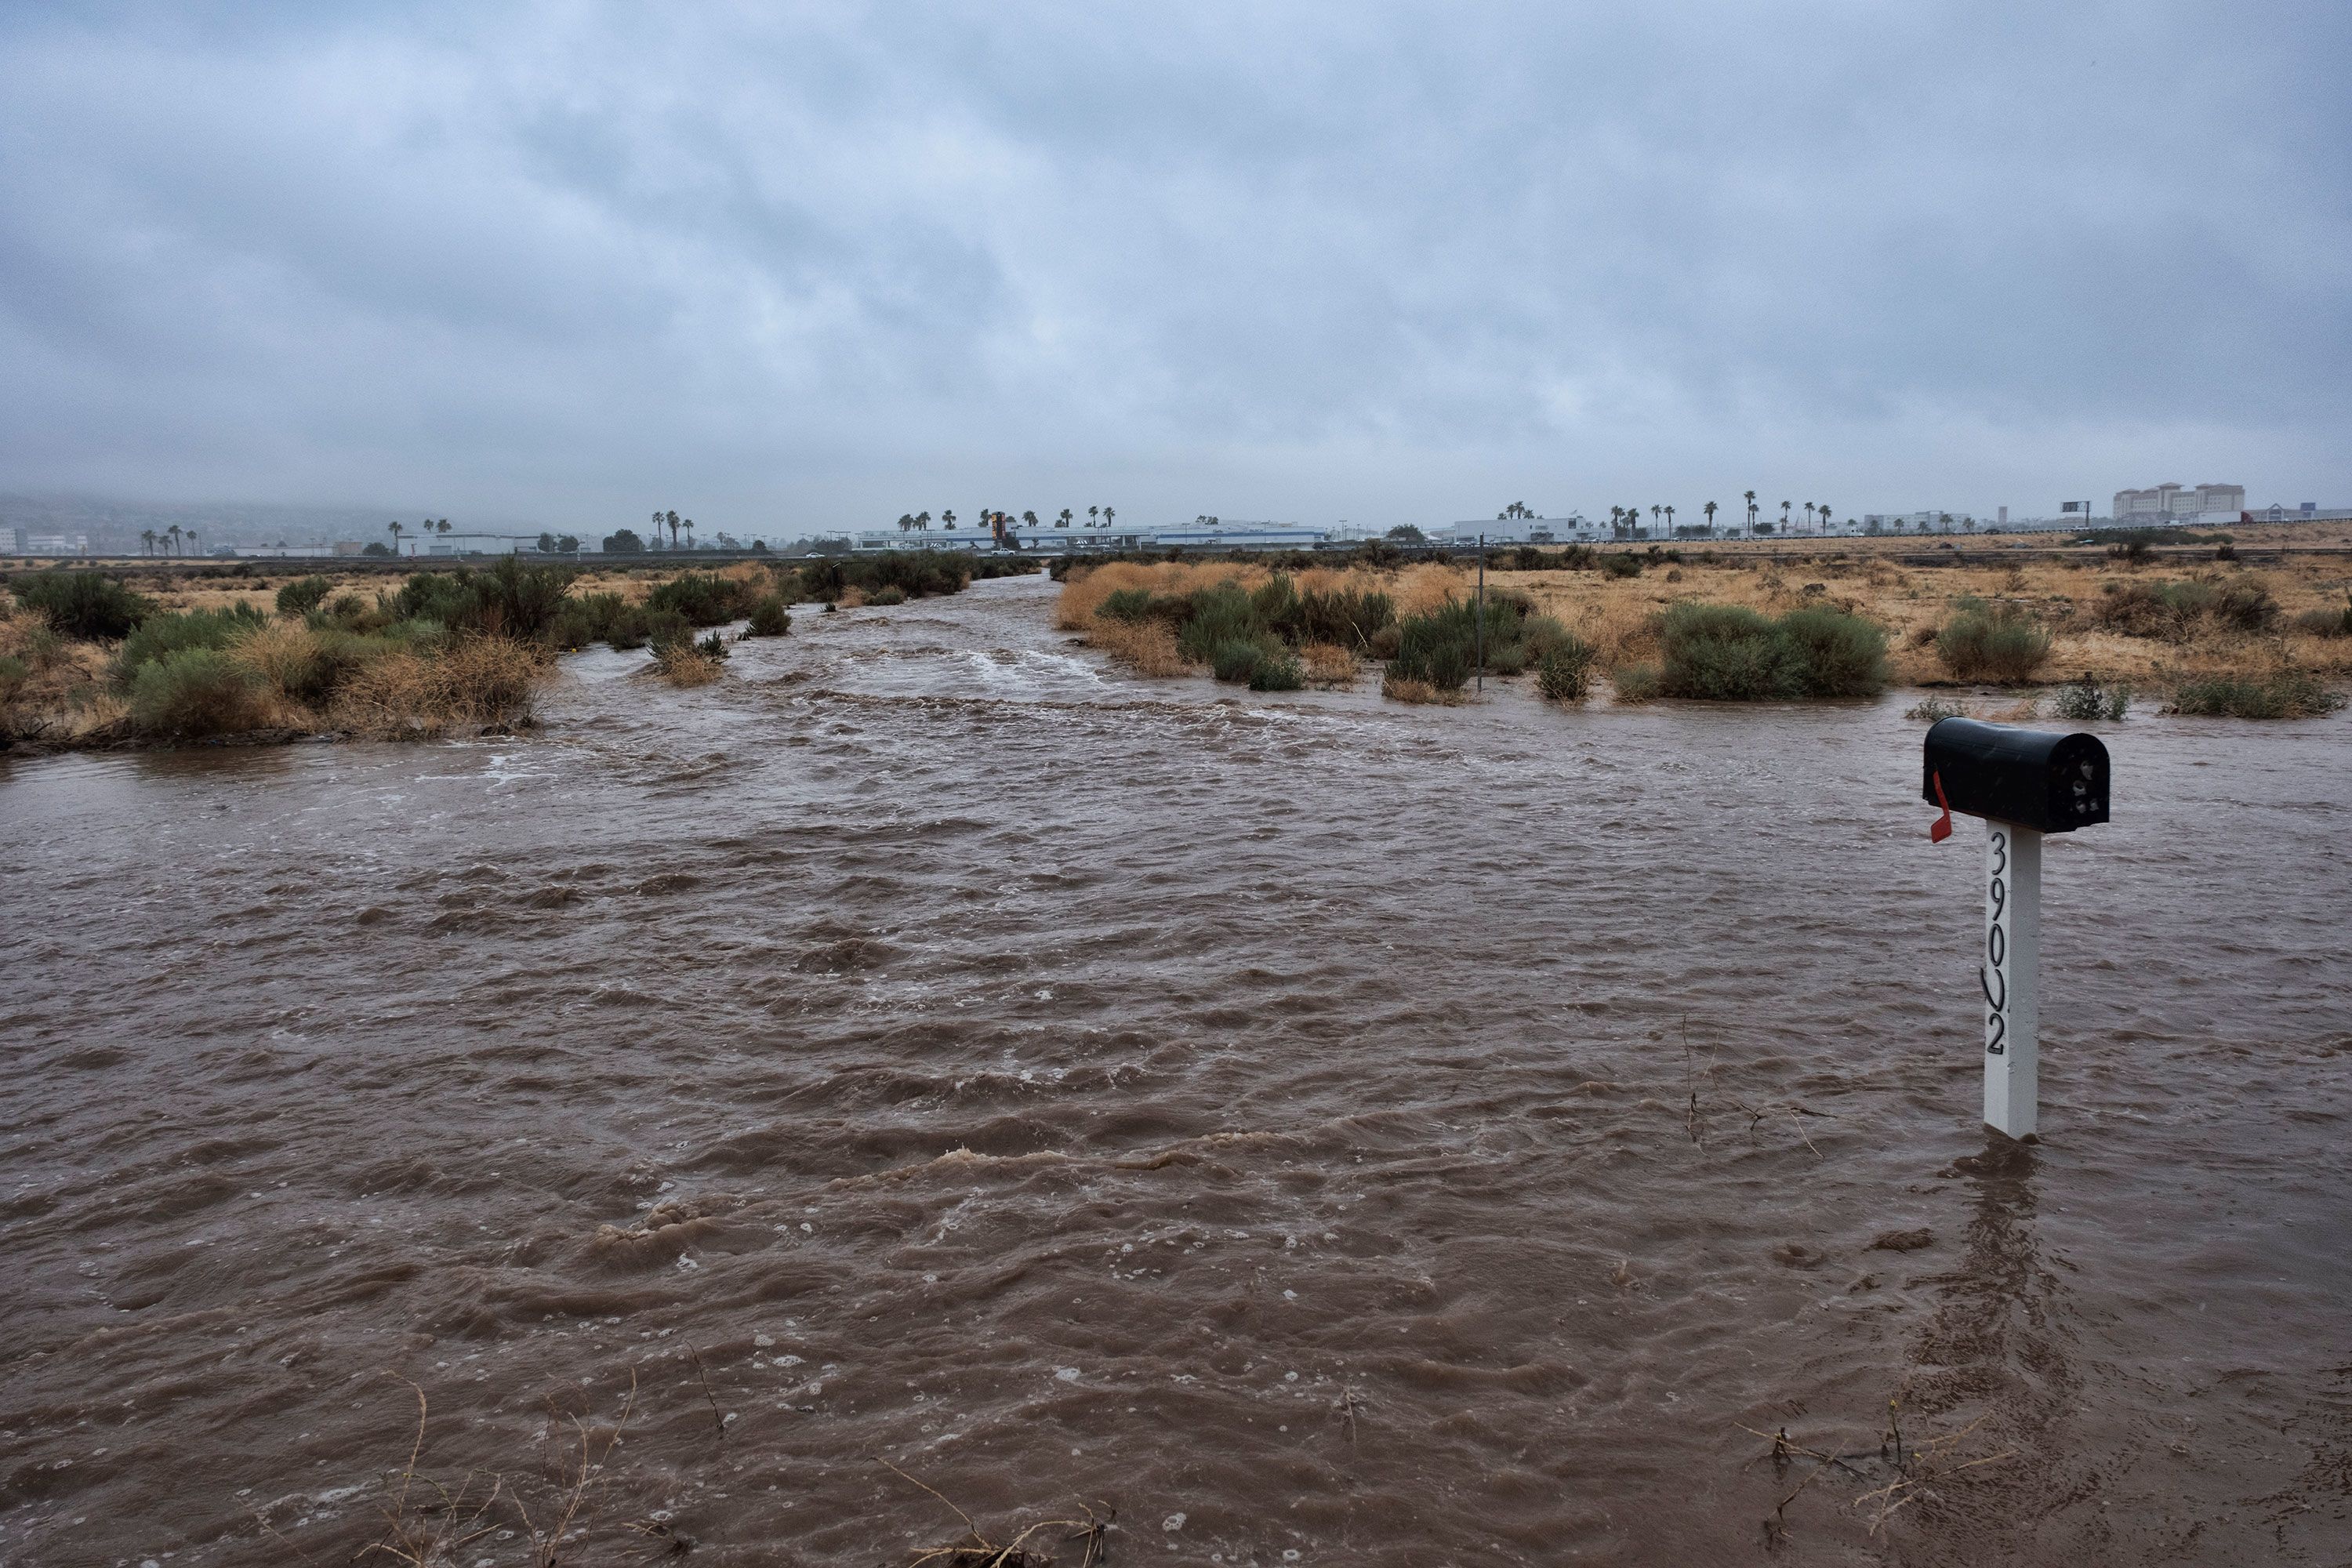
2114;482;2244;521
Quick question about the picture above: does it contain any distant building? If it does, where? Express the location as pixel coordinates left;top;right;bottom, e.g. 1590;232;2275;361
1444;515;1592;544
6;527;24;554
2114;482;2243;520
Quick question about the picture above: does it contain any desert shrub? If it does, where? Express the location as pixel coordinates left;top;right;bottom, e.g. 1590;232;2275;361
1388;606;1475;691
2288;600;2352;638
474;556;575;639
745;595;791;637
1098;588;1156;623
642;608;695;653
1299;642;1357;686
1651;603;1885;700
651;642;724;687
867;585;908;607
2051;676;2130;721
1295;586;1395;648
114;604;269;687
128;649;271;736
1535;634;1596;701
1208;636;1271;684
2209;581;2279;633
0;654;27;706
1379;673;1455;704
1249;574;1300;630
1935;601;2051;684
229;622;336;705
1177;583;1261;662
1247;646;1305;691
1601;554;1642;579
1367;622;1402;660
336;640;544;734
1612;663;1662;702
2165;671;2343;720
1905;696;1967;722
2096;579;2273;640
275;576;333;618
645;572;759;626
12;572;153;641
1657;604;1784;699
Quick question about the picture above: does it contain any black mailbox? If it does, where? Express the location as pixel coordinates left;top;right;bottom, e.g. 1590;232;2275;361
1922;717;2109;834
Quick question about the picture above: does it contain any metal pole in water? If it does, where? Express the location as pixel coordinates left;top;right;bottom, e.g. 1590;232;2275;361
1475;532;1486;693
1982;819;2042;1138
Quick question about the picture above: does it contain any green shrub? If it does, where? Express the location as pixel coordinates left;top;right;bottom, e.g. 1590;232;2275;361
1390;607;1474;691
1657;604;1785;699
1209;636;1271;684
645;571;760;626
644;608;695;653
745;595;791;637
1905;696;1967;722
473;556;575;640
1247;647;1305;691
1613;662;1661;701
2165;671;2343;720
1935;601;2051;684
2051;677;2130;721
1099;588;1156;622
1177;584;1261;662
275;576;333;618
0;654;27;706
1655;602;1886;700
1601;554;1642;579
11;571;153;640
128;649;270;736
695;630;731;660
867;585;908;607
1774;607;1888;697
1535;634;1596;701
113;604;269;687
1294;586;1395;648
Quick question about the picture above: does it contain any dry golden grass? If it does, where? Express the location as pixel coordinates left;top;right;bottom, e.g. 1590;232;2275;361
335;638;547;735
1086;617;1189;676
1380;673;1462;705
650;644;725;687
1300;641;1359;686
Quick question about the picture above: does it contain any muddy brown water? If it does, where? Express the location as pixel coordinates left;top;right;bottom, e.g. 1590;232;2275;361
2;572;2348;1566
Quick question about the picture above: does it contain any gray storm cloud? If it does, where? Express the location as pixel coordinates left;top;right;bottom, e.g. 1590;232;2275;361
1;1;2346;532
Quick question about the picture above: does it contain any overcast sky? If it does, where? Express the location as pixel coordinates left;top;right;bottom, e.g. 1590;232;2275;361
2;2;2346;533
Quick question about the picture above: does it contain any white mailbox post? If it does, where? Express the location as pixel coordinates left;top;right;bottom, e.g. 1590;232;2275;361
1923;719;2109;1142
1980;820;2041;1138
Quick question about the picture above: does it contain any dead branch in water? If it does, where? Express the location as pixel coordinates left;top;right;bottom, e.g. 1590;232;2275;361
880;1457;1116;1567
1738;1397;2013;1547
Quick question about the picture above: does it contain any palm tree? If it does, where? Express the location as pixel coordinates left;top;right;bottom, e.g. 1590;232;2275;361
1704;501;1718;535
1102;506;1115;528
897;514;913;532
1664;504;1675;535
1087;506;1099;527
387;521;404;554
1802;503;1816;532
1650;505;1662;535
187;530;201;556
684;519;695;549
1057;509;1073;528
1938;512;1954;532
1743;490;1758;537
139;528;156;557
1780;500;1792;534
914;511;931;532
1818;503;1832;535
1608;505;1623;536
942;510;956;530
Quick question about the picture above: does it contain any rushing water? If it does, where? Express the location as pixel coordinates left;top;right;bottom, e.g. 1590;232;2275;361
2;571;2348;1566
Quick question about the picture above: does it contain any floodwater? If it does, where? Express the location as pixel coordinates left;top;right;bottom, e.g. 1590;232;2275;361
2;571;2347;1566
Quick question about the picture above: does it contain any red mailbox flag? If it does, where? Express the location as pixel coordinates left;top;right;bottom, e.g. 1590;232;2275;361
1929;770;1954;843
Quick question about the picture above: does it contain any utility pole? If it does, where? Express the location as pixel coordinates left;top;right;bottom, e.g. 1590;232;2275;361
1475;533;1486;693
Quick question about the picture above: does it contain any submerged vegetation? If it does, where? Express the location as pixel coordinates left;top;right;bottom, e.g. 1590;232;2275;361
1;549;1011;749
